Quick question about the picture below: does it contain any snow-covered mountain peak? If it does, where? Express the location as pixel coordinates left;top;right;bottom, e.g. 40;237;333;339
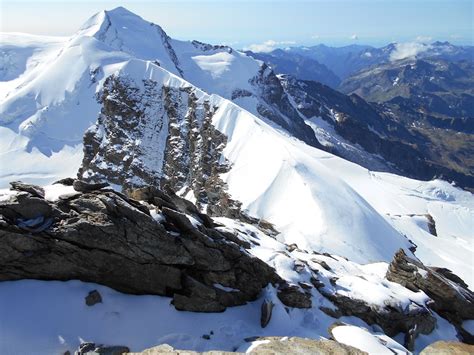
75;7;184;76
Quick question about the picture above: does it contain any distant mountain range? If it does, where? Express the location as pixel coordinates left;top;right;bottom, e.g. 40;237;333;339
248;41;474;84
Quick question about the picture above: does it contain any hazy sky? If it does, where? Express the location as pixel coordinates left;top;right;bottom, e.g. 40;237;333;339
1;0;472;48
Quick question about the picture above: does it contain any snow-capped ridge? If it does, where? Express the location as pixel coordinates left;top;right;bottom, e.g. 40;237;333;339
76;6;184;77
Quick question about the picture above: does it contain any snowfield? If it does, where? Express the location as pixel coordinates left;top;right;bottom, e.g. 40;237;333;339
0;6;472;355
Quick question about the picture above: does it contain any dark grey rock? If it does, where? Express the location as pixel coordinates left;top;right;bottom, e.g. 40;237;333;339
260;299;274;328
0;186;281;312
73;180;109;193
53;177;76;186
277;284;312;308
10;181;45;198
85;290;102;306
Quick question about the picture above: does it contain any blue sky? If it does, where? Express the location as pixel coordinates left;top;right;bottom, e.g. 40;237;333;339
1;0;472;48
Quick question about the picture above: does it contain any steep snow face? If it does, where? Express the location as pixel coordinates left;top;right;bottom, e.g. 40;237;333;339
0;33;67;89
211;98;414;263
0;34;131;186
77;7;261;99
77;7;184;77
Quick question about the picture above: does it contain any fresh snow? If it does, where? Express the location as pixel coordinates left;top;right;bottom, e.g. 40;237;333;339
331;325;410;354
0;7;472;355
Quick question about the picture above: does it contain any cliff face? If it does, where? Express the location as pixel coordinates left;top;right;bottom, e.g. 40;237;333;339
79;75;243;219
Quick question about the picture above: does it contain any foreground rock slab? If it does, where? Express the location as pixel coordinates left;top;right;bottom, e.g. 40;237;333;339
0;182;281;312
126;337;366;354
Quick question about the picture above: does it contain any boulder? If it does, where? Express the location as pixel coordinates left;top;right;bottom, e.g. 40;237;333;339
0;193;52;221
10;181;45;198
260;299;274;328
85;290;102;306
73;180;109;193
277;284;312;308
53;177;76;186
386;249;474;343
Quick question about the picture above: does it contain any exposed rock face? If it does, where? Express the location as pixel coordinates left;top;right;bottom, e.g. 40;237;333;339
0;182;281;312
420;341;474;354
320;290;435;345
126;337;366;354
276;284;312;308
79;75;244;219
309;252;437;350
386;249;474;343
250;63;323;149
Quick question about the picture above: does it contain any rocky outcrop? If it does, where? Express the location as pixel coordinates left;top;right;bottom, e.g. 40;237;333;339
0;181;281;312
386;249;474;343
309;253;437;350
79;75;246;220
420;341;474;354
250;64;323;149
319;289;435;348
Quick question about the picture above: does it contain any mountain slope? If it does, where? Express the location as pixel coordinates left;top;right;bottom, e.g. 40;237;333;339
0;6;472;280
0;8;473;354
338;58;474;186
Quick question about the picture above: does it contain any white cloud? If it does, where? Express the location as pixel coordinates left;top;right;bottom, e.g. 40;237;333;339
311;34;320;40
414;35;433;43
244;40;296;53
390;42;432;61
350;34;358;40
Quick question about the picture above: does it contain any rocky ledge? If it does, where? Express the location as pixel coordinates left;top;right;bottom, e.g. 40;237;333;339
0;180;283;312
386;249;474;344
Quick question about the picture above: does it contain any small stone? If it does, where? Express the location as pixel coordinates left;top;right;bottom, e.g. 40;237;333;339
287;243;298;252
202;334;211;340
261;299;274;328
294;260;306;273
78;342;96;353
85;290;102;306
